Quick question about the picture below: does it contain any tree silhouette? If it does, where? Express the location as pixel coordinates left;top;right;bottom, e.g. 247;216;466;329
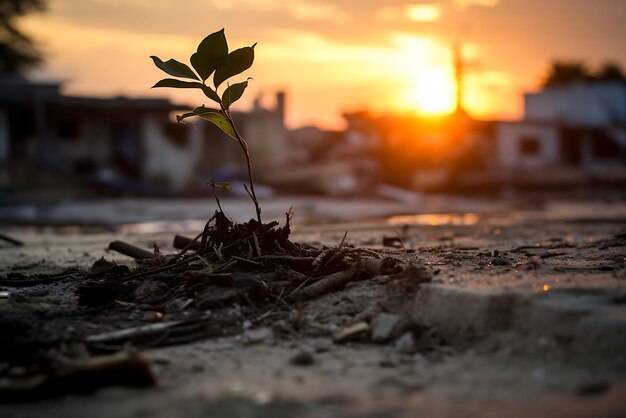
542;61;590;88
542;61;626;88
596;62;626;82
0;0;46;74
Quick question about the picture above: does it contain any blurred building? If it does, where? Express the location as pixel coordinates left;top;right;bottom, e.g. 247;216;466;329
0;75;289;200
342;110;482;193
258;120;379;196
338;80;626;196
495;81;626;189
0;75;201;199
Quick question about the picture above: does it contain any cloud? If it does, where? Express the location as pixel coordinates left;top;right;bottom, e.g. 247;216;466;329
290;1;350;23
205;0;349;23
453;0;500;8
377;4;443;23
405;4;443;22
206;0;281;11
377;7;400;22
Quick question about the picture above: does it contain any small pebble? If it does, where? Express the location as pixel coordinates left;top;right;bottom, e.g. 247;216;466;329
290;350;315;366
394;332;417;354
378;359;397;368
370;313;403;343
490;256;510;266
576;381;610;396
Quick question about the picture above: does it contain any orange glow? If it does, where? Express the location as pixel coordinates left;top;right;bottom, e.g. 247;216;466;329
542;284;550;292
18;1;625;129
388;214;479;226
406;5;442;22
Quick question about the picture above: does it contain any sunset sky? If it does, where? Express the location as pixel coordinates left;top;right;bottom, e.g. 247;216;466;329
21;0;626;129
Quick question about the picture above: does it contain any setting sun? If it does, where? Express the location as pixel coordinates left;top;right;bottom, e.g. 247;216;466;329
411;67;457;116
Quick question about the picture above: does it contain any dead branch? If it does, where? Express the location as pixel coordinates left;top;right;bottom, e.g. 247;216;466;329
289;263;361;301
173;234;201;251
0;232;23;247
254;255;315;269
108;241;155;260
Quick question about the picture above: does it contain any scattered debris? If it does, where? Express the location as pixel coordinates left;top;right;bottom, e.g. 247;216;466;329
86;319;198;345
333;322;371;344
108;240;155;260
0;232;23;247
382;236;403;248
490;256;511;267
0;269;83;288
291;264;361;301
0;209;436;399
0;351;154;402
241;327;274;345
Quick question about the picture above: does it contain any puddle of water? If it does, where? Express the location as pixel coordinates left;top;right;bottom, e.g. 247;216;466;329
387;213;481;226
123;213;488;234
118;219;208;234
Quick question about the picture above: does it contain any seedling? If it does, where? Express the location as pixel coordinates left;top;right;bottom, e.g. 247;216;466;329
150;29;262;222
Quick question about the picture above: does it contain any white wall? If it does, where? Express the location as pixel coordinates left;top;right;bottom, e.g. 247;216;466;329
142;115;203;189
496;122;560;169
525;83;626;126
241;112;289;169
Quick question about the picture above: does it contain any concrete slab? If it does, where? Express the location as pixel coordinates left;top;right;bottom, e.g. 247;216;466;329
412;278;626;358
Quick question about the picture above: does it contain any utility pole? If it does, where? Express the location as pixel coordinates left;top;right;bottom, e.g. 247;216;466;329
453;42;465;115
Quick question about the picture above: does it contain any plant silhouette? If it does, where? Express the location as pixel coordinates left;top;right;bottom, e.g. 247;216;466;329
151;29;262;222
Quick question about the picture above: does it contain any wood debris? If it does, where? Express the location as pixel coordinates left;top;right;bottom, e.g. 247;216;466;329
0;209;433;398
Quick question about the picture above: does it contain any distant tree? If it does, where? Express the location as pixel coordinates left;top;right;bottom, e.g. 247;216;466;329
0;0;46;74
542;61;590;88
542;61;626;88
596;62;626;82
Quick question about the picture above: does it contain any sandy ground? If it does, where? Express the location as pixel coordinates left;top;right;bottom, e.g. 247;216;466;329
1;199;626;417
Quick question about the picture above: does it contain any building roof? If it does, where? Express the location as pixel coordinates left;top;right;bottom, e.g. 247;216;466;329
0;74;189;111
53;95;188;111
0;74;61;102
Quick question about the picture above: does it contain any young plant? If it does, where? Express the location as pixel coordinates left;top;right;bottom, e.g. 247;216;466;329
150;29;262;222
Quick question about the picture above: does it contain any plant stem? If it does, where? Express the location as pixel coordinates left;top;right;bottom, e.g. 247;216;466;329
221;105;262;223
209;183;225;214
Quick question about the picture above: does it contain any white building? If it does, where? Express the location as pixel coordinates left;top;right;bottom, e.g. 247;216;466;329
496;82;626;173
0;75;289;196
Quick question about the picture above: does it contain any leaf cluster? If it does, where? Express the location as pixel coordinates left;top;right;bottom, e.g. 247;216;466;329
150;29;255;139
0;0;47;73
151;29;263;223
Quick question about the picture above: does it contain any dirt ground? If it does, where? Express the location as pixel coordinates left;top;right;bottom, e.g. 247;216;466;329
1;201;626;417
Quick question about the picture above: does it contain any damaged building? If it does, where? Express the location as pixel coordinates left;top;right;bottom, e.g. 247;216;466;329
0;75;288;200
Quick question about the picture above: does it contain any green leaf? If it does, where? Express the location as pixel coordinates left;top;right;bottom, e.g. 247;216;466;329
176;112;197;124
176;106;219;124
150;56;199;80
201;85;221;105
190;29;229;82
213;44;256;88
192;105;215;114
214;181;233;191
197;111;237;140
222;79;251;109
176;108;237;142
152;79;204;89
